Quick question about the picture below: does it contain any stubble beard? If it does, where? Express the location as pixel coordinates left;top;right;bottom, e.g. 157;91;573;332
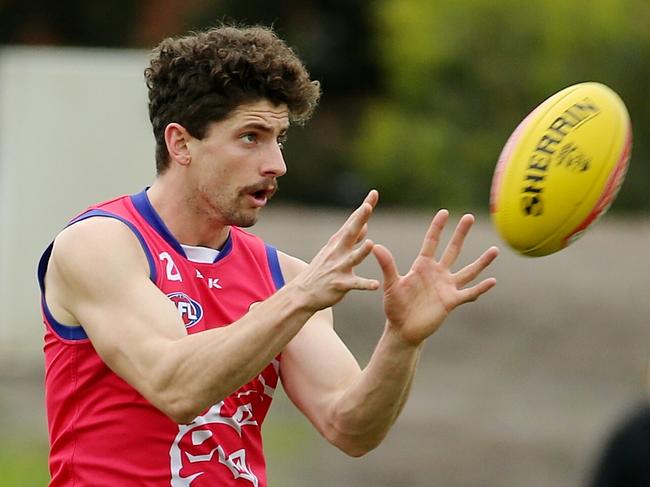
223;204;259;228
212;190;261;228
196;179;277;229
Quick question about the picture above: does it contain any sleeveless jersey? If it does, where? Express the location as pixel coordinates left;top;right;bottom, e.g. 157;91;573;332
38;190;285;486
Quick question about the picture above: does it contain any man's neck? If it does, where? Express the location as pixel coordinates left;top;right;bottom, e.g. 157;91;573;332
146;181;230;251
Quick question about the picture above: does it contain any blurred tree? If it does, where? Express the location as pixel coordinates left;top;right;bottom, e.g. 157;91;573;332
0;0;139;46
3;0;646;209
354;0;650;210
0;0;208;47
0;0;378;205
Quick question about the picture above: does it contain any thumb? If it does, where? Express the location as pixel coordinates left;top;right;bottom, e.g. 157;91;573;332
372;244;400;289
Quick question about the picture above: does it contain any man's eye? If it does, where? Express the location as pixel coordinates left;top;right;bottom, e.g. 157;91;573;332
277;135;287;149
241;134;256;143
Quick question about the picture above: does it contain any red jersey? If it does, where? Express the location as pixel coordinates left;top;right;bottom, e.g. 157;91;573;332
38;190;285;486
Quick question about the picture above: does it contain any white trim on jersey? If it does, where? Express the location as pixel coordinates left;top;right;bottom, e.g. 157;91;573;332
181;244;220;264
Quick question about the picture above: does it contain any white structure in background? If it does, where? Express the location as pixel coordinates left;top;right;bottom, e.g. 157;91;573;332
0;47;155;368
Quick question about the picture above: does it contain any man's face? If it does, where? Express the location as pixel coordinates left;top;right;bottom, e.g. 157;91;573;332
186;99;289;228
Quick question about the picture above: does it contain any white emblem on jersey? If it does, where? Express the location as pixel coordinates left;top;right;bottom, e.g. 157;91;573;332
257;374;276;399
166;292;203;328
192;269;222;289
208;278;222;289
159;251;182;282
170;402;259;486
236;364;279;401
215;447;258;486
182;434;259;487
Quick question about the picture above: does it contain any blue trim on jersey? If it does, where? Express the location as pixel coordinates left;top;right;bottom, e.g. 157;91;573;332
42;296;89;340
37;235;90;340
36;208;157;341
70;209;158;283
265;244;285;289
131;190;187;257
214;233;233;263
36;242;53;294
131;189;233;263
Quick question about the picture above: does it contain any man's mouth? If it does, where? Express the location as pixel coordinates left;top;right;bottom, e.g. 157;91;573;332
245;183;277;206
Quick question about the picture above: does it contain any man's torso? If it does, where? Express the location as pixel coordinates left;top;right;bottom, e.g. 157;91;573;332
39;190;284;486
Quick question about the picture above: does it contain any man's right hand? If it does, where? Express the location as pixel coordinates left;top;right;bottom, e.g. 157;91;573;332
289;190;381;311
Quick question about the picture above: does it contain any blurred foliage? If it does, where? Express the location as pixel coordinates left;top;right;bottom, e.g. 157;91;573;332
0;440;49;486
0;0;139;46
0;0;648;209
353;0;650;210
0;0;378;206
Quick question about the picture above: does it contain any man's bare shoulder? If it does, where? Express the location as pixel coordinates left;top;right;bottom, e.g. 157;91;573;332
276;250;307;282
50;216;150;282
54;216;143;254
45;216;151;324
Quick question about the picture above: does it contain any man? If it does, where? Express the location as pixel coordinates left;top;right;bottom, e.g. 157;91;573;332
588;403;650;487
38;25;499;486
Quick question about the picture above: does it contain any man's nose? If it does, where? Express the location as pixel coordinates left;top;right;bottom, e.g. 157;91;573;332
261;143;287;177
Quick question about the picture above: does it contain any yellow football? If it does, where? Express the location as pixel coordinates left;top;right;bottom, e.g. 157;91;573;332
490;82;632;257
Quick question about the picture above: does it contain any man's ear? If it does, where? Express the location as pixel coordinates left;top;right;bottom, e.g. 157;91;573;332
164;123;192;167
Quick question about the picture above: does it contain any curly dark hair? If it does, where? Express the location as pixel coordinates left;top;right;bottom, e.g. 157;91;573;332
144;25;321;174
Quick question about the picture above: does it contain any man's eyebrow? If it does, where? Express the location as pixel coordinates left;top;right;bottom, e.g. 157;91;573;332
239;121;289;134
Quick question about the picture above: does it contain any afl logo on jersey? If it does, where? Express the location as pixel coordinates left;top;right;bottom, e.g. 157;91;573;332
167;292;204;329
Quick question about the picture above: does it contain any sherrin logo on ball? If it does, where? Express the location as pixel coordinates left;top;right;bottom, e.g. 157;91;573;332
490;82;632;257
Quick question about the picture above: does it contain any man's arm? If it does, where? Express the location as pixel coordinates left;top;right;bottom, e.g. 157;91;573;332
279;210;499;456
278;290;423;457
45;191;380;424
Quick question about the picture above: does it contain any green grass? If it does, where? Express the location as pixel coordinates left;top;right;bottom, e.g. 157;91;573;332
264;412;318;487
0;411;312;486
0;441;49;486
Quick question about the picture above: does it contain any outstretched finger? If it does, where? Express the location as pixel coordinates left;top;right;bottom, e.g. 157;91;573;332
418;209;449;259
355;223;369;245
327;203;370;245
364;189;379;209
457;277;497;304
332;190;378;246
346;239;376;268
372;244;400;289
348;276;381;291
440;214;475;268
455;246;499;286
